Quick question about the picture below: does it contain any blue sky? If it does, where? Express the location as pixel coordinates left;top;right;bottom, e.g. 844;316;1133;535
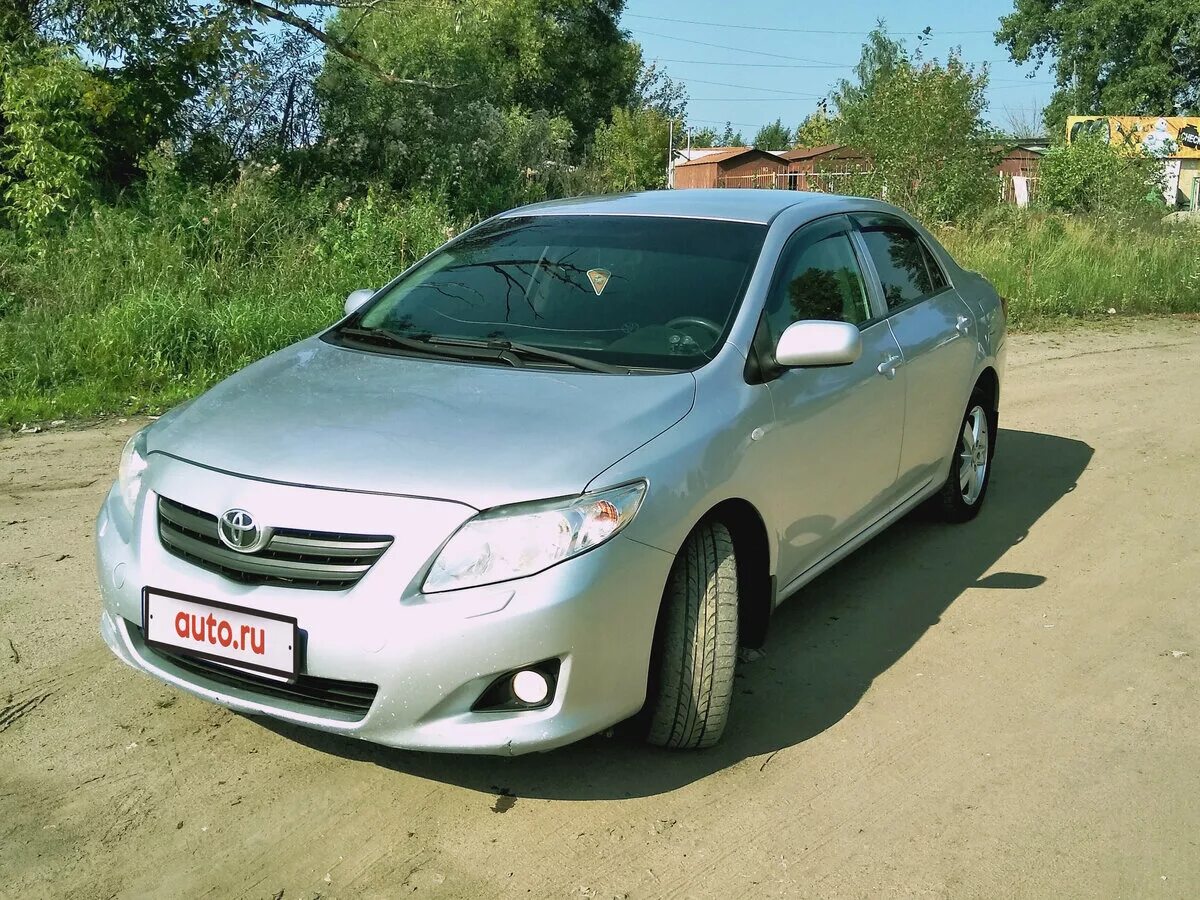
620;0;1055;140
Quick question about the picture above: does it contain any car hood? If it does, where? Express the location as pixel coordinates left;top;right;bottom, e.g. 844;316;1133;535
148;338;697;510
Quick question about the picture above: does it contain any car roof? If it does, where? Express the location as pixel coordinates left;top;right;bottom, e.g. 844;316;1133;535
500;189;889;226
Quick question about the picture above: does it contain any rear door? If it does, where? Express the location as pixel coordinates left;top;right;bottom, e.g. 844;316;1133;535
852;214;979;495
758;215;907;587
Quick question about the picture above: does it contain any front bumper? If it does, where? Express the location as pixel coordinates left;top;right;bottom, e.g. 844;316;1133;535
96;456;674;755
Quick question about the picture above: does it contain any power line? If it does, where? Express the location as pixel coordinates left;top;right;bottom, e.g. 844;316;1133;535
686;118;761;128
632;28;847;63
682;77;822;97
634;29;1018;68
686;97;819;102
626;12;994;36
654;57;852;70
655;58;1047;80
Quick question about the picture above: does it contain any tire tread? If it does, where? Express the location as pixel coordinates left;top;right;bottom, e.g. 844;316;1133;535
646;520;739;750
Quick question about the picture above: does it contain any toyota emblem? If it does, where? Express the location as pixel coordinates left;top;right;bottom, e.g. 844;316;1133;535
218;508;271;554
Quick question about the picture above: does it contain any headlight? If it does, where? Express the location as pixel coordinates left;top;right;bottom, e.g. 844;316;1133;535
117;429;149;516
423;481;647;594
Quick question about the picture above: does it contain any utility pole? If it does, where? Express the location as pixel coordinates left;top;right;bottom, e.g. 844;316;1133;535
667;117;675;189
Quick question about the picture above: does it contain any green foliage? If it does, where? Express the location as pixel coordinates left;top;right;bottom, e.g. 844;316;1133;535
833;29;998;221
586;106;669;192
687;122;746;148
997;0;1200;135
0;48;104;232
939;207;1200;327
0;172;458;424
1035;136;1165;216
794;109;835;148
753;119;793;150
5;0;254;188
312;0;636;217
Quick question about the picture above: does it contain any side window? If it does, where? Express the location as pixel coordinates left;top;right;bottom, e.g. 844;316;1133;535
765;229;871;342
922;243;949;293
858;222;939;310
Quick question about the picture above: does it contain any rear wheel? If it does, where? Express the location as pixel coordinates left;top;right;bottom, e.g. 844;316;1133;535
935;390;994;522
645;520;739;750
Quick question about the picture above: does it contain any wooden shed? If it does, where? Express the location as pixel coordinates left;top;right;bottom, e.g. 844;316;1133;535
995;145;1044;179
673;148;789;190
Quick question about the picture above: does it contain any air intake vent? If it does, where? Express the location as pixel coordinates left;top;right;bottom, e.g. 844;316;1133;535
157;496;392;590
134;625;377;719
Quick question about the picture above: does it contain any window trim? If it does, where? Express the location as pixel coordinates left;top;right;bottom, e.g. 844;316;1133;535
850;213;955;318
323;213;770;375
762;214;882;340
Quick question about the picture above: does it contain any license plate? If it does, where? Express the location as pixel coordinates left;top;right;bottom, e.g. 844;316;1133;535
143;588;299;681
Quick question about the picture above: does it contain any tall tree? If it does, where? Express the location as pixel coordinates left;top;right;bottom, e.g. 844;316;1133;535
719;122;745;147
2;0;254;188
314;0;645;212
587;105;669;192
997;0;1200;134
794;104;836;148
833;27;997;220
753;118;793;149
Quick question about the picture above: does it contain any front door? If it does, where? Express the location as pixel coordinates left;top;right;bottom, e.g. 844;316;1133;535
853;214;980;494
757;216;907;589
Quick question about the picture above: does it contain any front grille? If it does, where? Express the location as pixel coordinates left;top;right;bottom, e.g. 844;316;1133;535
157;496;392;590
134;625;377;718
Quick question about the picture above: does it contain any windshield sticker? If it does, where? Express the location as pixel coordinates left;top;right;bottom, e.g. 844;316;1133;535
586;268;612;296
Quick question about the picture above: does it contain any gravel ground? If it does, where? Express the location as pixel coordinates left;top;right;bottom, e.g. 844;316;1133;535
2;319;1198;899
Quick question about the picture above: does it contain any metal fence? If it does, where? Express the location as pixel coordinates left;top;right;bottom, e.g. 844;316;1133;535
713;169;1040;207
714;171;874;193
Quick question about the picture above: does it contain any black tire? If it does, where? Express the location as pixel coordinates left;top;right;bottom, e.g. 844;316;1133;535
645;520;739;750
934;388;995;523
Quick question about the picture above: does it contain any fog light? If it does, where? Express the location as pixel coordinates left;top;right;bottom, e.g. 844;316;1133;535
511;669;550;705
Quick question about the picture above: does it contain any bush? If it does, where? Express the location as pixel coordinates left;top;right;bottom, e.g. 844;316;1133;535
0;170;459;425
1035;136;1165;217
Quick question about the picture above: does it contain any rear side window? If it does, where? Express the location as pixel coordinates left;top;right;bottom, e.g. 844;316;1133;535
857;220;945;310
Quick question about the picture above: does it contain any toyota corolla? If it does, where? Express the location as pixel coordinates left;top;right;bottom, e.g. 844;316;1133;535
96;190;1006;754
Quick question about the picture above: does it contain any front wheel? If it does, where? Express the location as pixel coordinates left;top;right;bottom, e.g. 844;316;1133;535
644;520;739;750
934;391;994;523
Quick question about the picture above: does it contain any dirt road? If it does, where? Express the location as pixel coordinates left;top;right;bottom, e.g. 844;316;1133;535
3;320;1199;899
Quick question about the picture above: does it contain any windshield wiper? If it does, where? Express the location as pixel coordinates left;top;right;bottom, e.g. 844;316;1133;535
426;335;629;375
340;327;628;374
339;327;524;367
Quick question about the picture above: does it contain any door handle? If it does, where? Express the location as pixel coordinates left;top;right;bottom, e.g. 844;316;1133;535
956;315;971;336
877;354;903;379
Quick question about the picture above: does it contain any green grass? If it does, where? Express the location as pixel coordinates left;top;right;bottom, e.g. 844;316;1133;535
0;179;457;425
937;208;1200;329
3;192;1200;427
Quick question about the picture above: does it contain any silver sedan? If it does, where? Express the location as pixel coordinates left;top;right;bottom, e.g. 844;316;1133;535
96;190;1006;754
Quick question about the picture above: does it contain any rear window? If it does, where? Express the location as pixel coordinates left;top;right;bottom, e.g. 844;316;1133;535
341;215;767;371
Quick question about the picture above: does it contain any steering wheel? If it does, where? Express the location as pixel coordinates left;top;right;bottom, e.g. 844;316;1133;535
665;316;723;342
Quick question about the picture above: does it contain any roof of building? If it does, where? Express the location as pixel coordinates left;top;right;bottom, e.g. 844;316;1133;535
674;146;735;162
673;147;778;168
500;189;891;226
779;144;868;162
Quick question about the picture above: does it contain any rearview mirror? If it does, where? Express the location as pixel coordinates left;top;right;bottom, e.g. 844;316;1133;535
344;288;375;317
774;320;862;368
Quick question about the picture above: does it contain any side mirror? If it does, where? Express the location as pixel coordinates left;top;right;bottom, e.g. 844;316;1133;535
774;320;862;368
344;288;375;317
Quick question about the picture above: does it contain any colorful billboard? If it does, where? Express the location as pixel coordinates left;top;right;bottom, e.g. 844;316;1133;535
1067;116;1200;159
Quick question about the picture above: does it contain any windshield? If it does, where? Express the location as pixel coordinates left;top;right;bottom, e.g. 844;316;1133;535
335;214;767;371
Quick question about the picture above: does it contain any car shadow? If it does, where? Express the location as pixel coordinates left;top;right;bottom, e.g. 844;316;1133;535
254;428;1092;801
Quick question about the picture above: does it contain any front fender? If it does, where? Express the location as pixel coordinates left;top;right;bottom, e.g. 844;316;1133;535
585;345;780;576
